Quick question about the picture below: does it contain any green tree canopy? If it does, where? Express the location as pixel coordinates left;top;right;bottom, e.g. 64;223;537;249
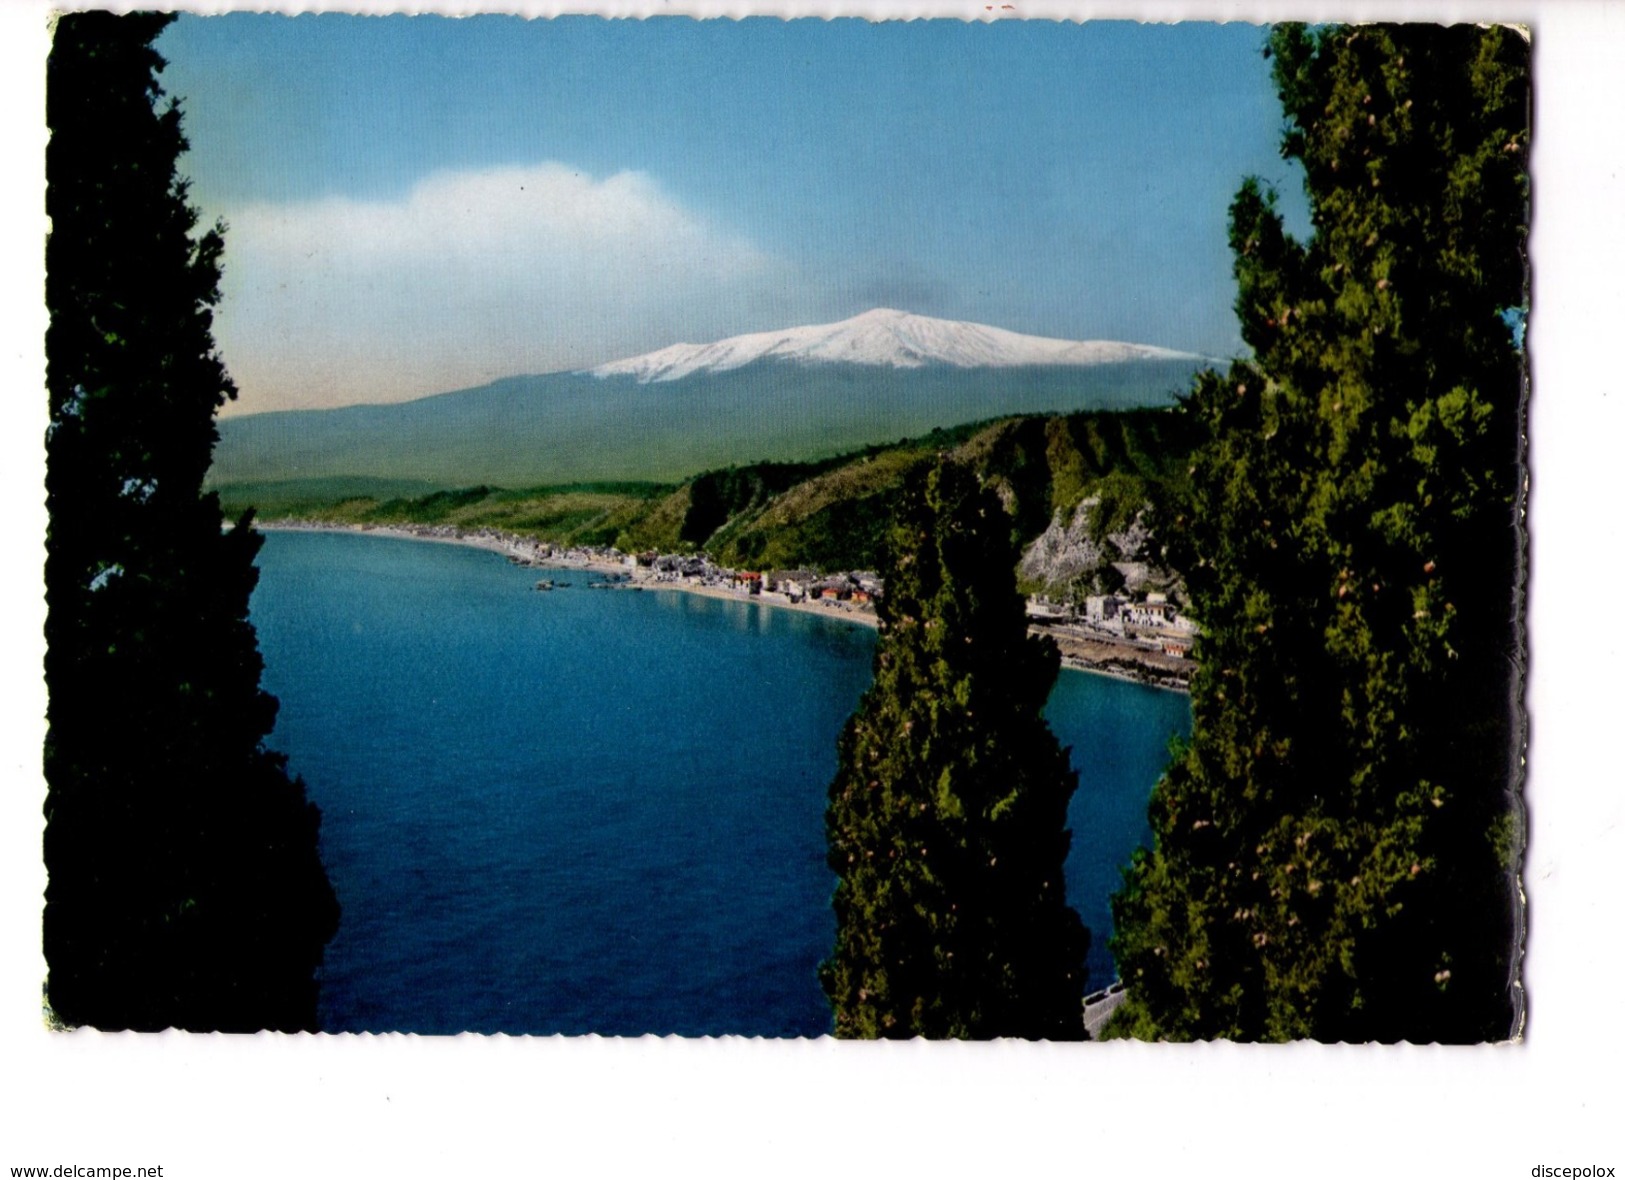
1109;24;1528;1042
822;459;1088;1038
43;12;338;1031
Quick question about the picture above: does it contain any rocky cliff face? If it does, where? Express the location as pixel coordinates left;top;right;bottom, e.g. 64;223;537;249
1018;497;1179;602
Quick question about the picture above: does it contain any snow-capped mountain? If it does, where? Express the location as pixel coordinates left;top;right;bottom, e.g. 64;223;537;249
216;309;1212;489
588;308;1205;384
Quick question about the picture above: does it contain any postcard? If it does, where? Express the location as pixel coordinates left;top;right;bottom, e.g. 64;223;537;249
9;3;1622;1176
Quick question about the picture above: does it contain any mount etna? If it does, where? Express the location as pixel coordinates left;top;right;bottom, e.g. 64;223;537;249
210;309;1211;492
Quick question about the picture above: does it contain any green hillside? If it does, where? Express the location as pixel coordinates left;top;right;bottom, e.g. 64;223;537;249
236;408;1199;576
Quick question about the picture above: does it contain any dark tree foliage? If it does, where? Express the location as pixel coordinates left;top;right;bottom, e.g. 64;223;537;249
680;461;832;547
821;460;1088;1038
43;12;338;1031
1109;24;1527;1042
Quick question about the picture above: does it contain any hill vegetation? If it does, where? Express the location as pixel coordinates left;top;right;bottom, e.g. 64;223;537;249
233;408;1200;583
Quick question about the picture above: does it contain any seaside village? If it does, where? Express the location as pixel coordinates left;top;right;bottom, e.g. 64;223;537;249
620;544;1200;678
1029;589;1199;660
637;554;883;610
347;521;1199;681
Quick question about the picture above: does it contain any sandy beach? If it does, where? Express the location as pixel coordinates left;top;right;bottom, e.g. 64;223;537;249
618;577;881;630
1046;630;1193;693
258;519;627;574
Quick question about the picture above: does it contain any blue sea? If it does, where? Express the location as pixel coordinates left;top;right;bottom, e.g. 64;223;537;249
250;529;1190;1036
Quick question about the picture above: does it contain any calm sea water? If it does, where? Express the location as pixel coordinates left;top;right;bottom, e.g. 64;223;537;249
251;529;1189;1035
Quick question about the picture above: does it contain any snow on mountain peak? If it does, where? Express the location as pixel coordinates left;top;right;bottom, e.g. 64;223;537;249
587;309;1203;384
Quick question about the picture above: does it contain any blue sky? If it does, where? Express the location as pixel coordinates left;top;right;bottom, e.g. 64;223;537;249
157;15;1309;414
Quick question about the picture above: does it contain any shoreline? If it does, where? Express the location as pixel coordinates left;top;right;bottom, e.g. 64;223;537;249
1045;629;1193;694
257;519;632;576
258;518;1188;692
618;576;881;631
257;518;883;630
1057;654;1190;694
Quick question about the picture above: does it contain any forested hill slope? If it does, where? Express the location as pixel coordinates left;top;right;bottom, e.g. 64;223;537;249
227;408;1200;589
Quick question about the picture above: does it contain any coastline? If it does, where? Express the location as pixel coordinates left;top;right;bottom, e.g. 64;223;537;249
619;575;881;631
1045;629;1193;694
256;518;883;630
1057;653;1190;694
257;519;632;576
258;518;1188;692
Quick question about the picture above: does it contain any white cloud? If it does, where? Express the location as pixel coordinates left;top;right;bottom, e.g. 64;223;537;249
211;163;789;414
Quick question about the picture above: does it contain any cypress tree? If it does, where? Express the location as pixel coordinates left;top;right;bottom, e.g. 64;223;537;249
1109;24;1527;1042
43;12;339;1031
821;459;1088;1039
